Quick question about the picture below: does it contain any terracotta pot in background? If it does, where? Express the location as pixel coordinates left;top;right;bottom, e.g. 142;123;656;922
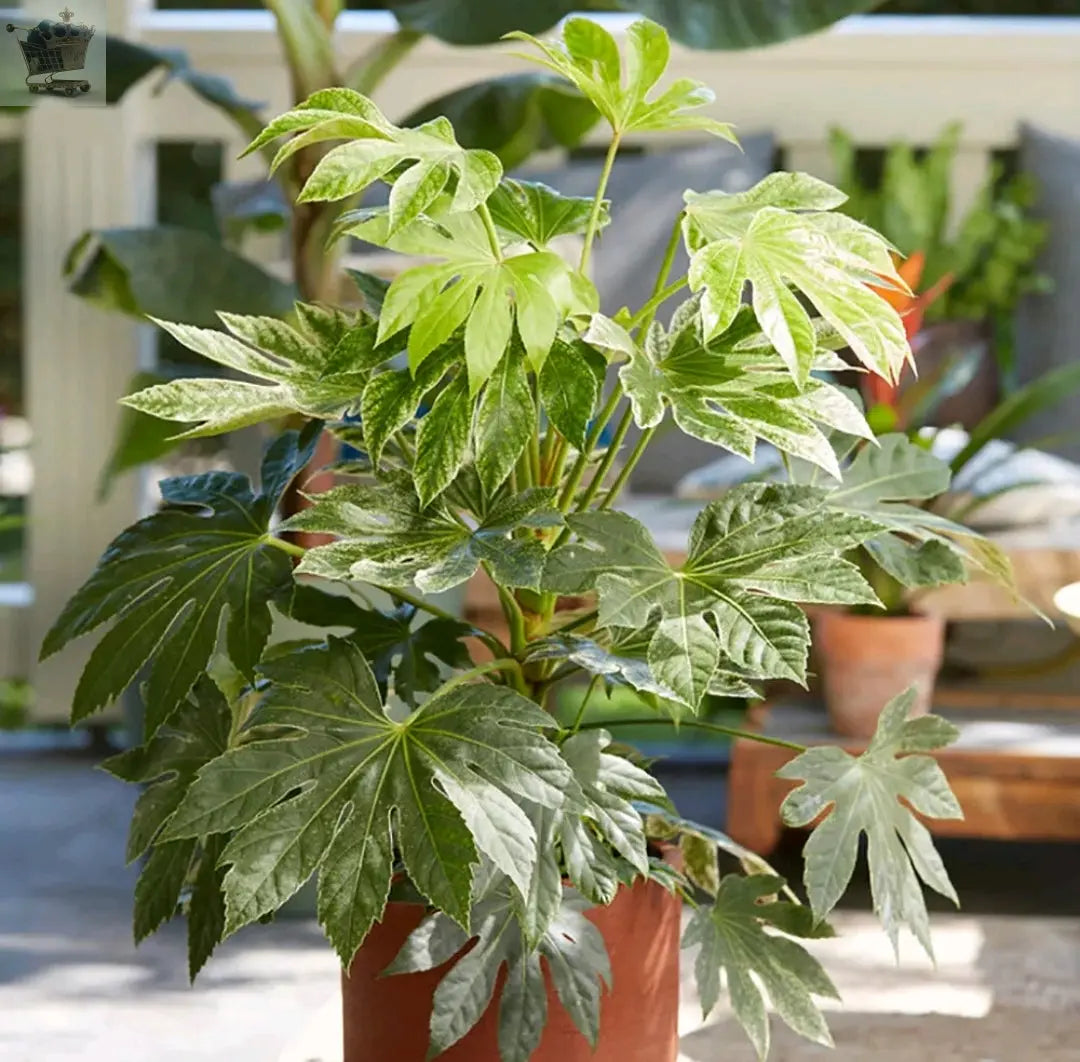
814;611;946;738
342;875;682;1062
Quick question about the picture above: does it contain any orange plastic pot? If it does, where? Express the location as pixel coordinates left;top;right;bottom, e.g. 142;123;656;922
342;875;682;1062
814;610;945;738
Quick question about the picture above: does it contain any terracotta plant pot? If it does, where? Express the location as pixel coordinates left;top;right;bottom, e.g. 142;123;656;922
342;876;682;1062
814;611;945;738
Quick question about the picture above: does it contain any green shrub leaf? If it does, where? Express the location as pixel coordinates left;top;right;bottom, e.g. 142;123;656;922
290;481;562;594
544;484;883;706
163;638;578;964
124;309;382;438
684;874;839;1060
388;878;611;1060
778;688;963;959
41;429;318;733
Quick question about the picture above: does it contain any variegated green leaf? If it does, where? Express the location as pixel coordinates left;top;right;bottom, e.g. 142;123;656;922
778;688;963;959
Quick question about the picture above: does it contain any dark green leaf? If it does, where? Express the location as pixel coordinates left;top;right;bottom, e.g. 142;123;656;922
133;839;197;943
475;352;534;496
415;374;472;507
104;38;265;140
684;874;839;1061
539;337;604;450
779;688;962;959
401;76;599;171
187;834;228;981
65;227;296;327
163;638;579;964
42;429;317;733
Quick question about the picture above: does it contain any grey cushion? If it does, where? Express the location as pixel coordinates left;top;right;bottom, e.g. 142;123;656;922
1015;124;1080;461
520;134;775;493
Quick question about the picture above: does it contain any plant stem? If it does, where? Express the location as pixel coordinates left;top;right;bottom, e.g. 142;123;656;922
558;386;622;513
575;405;633;513
556;608;597;635
268;535;308;558
345;28;423;96
579;134;621;275
625;280;689;333
598;424;655;509
546;433;569;486
479;202;503;261
570;674;602;733
496;582;528;657
576;716;807;753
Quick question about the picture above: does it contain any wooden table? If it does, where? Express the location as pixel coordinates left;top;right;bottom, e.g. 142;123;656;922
727;703;1080;855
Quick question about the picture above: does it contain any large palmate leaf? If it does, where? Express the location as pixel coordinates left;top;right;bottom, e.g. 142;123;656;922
683;173;909;385
123;307;383;438
41;428;318;734
245;88;501;236
543;484;883;707
163;639;579;964
386;0;881;51
104;38;265;140
339;210;597;392
65;227;297;328
509;18;735;141
387;876;611;1062
289;480;562;594
684;874;839;1061
274;584;474;706
102;675;236;977
592;302;872;477
828;434;1012;590
778;688;963;958
402;76;600;171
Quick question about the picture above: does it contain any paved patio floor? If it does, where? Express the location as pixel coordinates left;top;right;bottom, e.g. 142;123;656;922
3;748;1079;1062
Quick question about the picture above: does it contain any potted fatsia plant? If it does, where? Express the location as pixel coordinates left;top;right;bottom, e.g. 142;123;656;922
46;18;996;1062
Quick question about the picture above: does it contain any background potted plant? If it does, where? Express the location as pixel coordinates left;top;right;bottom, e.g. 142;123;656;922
830;121;1051;427
801;431;1012;736
45;19;998;1062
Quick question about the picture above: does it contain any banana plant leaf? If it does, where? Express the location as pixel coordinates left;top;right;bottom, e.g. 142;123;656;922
385;0;884;48
105;38;266;140
65;226;297;328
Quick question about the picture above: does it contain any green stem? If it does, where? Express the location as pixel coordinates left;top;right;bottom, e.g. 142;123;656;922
555;608;597;636
558;386;622;513
479;202;503;261
598;424;655;510
570;674;602;734
575;405;633;513
628;215;686;334
529;376;543;485
547;433;569;487
267;535;307;559
579;134;621;275
576;716;806;753
345;28;423;96
496;582;528;657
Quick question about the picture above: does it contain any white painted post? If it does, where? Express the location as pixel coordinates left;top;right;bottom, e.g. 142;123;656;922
24;0;152;722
